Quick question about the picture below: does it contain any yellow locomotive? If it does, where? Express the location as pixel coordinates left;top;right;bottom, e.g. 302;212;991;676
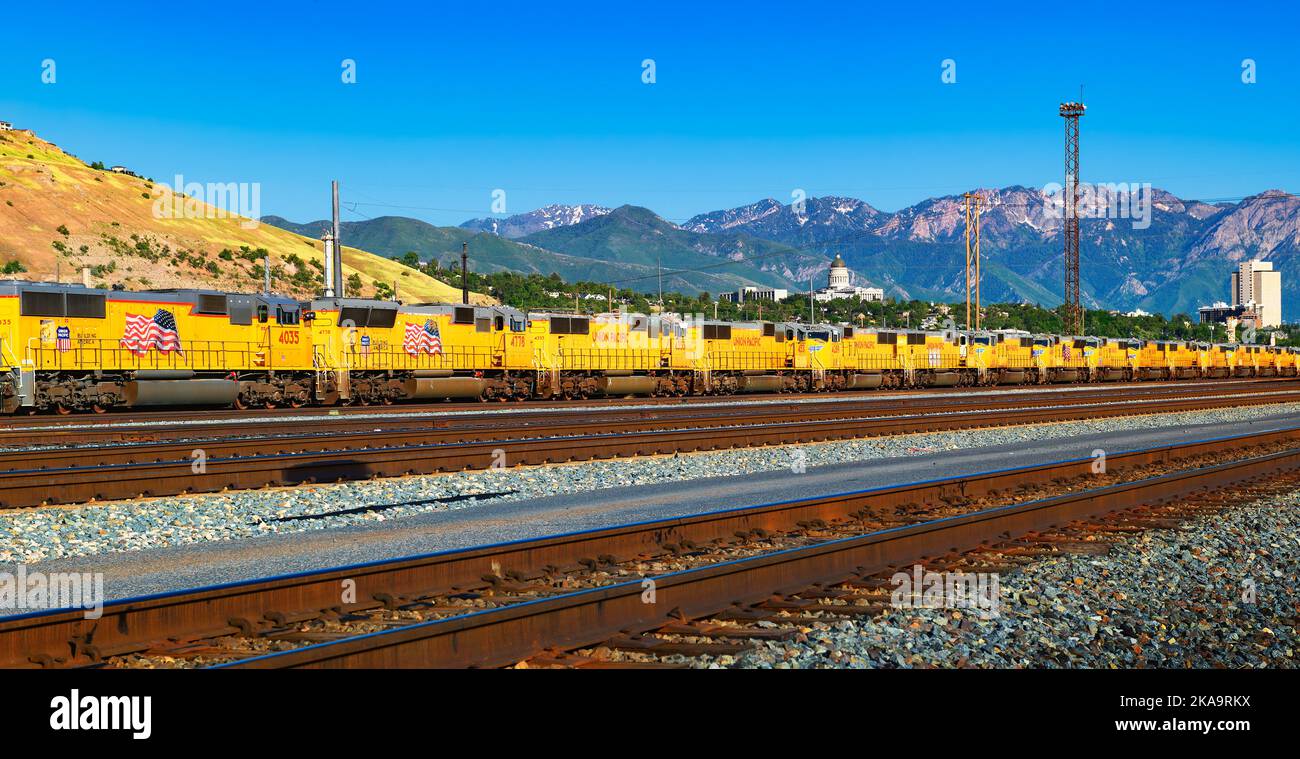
1;280;1293;412
0;280;309;413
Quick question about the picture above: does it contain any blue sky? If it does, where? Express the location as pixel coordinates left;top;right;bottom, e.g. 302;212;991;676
2;1;1295;227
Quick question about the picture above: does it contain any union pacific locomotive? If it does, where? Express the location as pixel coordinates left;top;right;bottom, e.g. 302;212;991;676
0;280;1294;413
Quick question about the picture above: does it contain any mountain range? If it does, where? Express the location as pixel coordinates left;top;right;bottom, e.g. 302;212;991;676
461;204;611;238
264;187;1300;321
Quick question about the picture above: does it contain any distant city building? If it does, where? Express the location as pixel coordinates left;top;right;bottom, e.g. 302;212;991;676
1125;309;1151;317
0;121;12;132
1231;260;1282;327
722;286;788;304
1198;301;1247;325
109;166;138;177
812;255;884;303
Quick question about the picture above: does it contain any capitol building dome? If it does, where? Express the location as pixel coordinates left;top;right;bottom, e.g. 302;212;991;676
814;254;883;303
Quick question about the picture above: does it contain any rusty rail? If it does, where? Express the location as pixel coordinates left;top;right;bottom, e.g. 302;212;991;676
2;424;1299;668
238;432;1300;668
2;389;1299;509
6;379;1293;448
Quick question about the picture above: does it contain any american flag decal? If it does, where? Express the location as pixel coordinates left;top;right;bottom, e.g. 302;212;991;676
121;309;182;356
1063;344;1072;361
403;319;443;356
56;326;71;353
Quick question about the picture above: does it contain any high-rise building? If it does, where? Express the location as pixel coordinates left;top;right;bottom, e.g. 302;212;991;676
1231;260;1282;327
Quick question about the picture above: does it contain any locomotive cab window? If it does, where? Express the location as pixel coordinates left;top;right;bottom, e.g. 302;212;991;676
275;306;300;326
257;305;269;324
494;315;504;331
453;307;475;325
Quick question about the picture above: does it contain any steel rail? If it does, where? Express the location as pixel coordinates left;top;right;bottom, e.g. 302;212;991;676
2;424;1298;668
2;390;1298;509
235;433;1300;668
4;378;1294;445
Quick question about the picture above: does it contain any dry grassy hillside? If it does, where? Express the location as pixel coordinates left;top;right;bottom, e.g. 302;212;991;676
0;128;489;304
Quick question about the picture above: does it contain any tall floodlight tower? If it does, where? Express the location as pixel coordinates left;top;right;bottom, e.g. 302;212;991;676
963;192;983;330
1059;101;1086;335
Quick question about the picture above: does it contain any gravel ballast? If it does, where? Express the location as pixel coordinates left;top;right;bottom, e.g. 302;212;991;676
3;401;1300;565
729;491;1300;669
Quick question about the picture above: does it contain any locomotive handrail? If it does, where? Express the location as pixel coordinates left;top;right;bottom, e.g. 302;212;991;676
28;338;267;372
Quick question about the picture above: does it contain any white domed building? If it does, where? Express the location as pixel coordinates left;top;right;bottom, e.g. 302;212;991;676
813;255;883;303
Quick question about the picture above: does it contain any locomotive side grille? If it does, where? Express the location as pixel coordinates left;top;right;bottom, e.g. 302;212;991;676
66;293;106;318
196;294;228;315
20;290;64;317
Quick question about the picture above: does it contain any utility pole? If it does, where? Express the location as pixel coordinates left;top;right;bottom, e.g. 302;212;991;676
657;254;663;306
331;181;343;298
809;277;814;324
1060;101;1086;335
460;242;469;305
263;252;271;294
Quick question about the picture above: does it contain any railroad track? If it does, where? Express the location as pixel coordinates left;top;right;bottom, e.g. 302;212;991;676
8;381;1299;450
4;377;1294;447
3;425;1299;669
3;387;1300;509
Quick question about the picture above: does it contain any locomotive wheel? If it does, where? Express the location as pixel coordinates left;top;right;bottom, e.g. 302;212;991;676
55;403;73;416
92;403;110;414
